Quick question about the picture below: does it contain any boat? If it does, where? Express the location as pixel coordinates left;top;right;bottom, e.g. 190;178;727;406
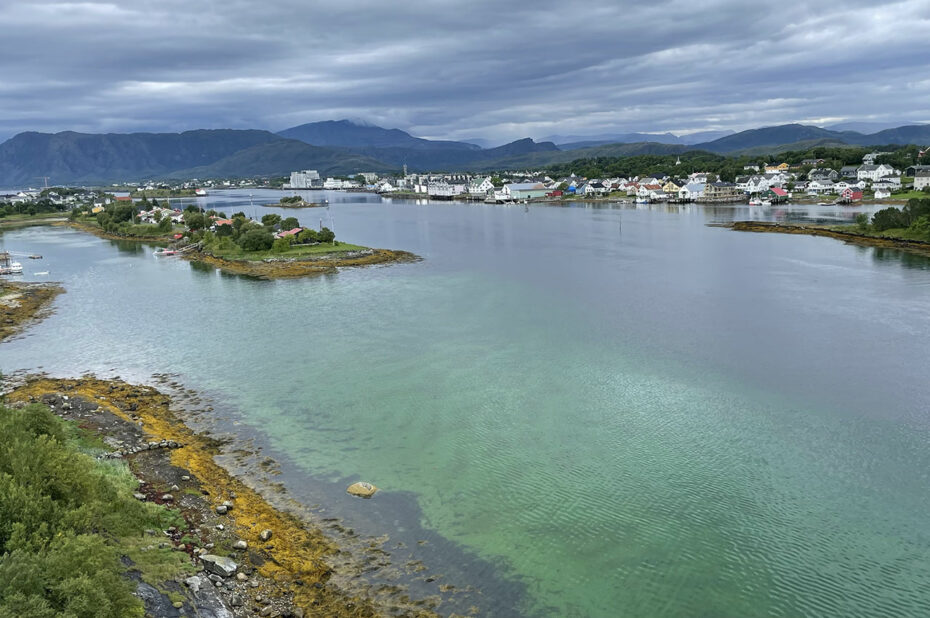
153;248;178;257
1;251;24;275
28;254;42;259
195;188;208;196
748;198;762;206
34;271;49;276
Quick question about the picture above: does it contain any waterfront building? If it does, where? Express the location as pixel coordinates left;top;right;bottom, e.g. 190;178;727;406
289;169;321;189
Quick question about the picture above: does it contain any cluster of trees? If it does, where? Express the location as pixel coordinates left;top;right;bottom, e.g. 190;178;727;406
545;144;923;184
0;198;69;218
279;196;304;204
868;198;930;237
0;403;174;617
201;211;334;253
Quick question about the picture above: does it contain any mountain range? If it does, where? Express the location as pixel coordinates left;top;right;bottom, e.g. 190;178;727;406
1;120;929;186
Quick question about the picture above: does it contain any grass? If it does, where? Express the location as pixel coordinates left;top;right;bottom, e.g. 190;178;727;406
890;190;930;200
207;241;369;261
829;224;930;242
0;211;66;221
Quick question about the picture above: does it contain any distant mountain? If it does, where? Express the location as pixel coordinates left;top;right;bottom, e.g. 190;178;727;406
691;124;855;154
692;123;930;154
856;124;930;146
550;132;681;149
0;129;282;185
167;139;395;179
677;130;735;145
825;121;917;133
278;119;555;171
468;141;688;171
278;119;479;152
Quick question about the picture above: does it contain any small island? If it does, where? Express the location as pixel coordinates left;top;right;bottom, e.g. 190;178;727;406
61;202;418;278
263;195;325;208
725;197;930;258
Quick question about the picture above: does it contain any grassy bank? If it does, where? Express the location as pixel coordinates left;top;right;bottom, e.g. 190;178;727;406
190;247;420;278
726;221;930;258
0;400;188;617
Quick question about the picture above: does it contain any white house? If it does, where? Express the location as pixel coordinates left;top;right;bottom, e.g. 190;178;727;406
914;171;930;190
468;176;494;195
678;183;706;200
806;180;836;195
857;164;897;182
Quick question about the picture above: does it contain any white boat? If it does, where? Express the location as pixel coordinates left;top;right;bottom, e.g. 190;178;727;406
195;188;208;196
0;261;23;275
748;198;762;206
34;271;49;276
0;251;24;275
153;248;178;257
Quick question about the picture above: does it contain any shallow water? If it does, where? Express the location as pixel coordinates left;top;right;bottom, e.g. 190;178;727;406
3;193;930;616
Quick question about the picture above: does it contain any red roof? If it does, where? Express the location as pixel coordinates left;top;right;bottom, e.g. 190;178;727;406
115;196;132;201
770;187;788;196
173;233;183;239
277;227;303;237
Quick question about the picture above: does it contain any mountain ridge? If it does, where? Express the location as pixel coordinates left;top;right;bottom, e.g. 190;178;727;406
2;120;930;185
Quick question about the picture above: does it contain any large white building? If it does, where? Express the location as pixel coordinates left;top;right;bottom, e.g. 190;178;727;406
289;169;321;189
915;171;930;191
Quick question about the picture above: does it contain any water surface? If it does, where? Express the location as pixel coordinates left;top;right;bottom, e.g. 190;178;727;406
3;193;930;616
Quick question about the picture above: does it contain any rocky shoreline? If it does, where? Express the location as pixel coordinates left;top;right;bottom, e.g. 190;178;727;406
0;280;64;342
187;248;421;279
723;221;930;258
2;375;442;618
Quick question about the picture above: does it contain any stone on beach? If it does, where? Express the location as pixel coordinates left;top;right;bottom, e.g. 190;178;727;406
200;554;237;577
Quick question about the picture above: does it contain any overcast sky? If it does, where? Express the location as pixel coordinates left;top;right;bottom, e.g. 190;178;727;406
2;0;929;144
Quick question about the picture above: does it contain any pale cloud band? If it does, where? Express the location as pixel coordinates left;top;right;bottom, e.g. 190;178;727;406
1;0;928;143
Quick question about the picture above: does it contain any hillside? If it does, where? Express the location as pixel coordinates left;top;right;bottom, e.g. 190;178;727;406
0;129;283;185
278;119;558;170
168;139;395;178
278;119;479;151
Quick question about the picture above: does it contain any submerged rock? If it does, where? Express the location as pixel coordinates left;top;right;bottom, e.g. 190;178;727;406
347;481;378;498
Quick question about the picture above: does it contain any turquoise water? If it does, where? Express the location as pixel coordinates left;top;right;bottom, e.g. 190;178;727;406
3;193;930;616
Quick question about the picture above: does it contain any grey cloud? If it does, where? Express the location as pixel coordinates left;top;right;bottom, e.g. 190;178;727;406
1;0;928;143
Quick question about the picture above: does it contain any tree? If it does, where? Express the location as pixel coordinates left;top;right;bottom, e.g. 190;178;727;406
238;229;274;251
261;214;281;228
183;212;205;230
871;207;909;232
158;217;172;233
272;237;291;253
297;229;318;244
318;227;335;243
281;217;299;230
214;223;233;237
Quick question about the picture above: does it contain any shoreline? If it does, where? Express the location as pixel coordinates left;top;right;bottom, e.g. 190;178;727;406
723;221;930;258
187;248;422;279
11;218;422;279
0;280;64;342
2;374;442;617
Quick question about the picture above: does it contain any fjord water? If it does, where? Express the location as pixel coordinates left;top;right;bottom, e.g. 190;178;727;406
3;193;930;617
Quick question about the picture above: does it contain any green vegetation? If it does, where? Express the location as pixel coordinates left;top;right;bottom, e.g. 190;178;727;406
0;403;191;617
545;144;922;183
196;210;346;258
0;198;70;220
279;196;303;205
854;198;930;241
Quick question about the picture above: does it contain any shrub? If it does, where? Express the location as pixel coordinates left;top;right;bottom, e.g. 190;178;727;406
318;227;335;243
871;207;909;232
238;229;274;251
272;237;291;253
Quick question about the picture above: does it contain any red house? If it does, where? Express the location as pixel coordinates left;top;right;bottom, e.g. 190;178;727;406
841;188;863;202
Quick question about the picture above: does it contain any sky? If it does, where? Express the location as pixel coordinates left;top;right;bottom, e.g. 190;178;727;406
1;0;929;144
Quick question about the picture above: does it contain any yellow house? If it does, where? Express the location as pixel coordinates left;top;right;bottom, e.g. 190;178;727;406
663;180;682;193
764;162;790;172
91;205;105;214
